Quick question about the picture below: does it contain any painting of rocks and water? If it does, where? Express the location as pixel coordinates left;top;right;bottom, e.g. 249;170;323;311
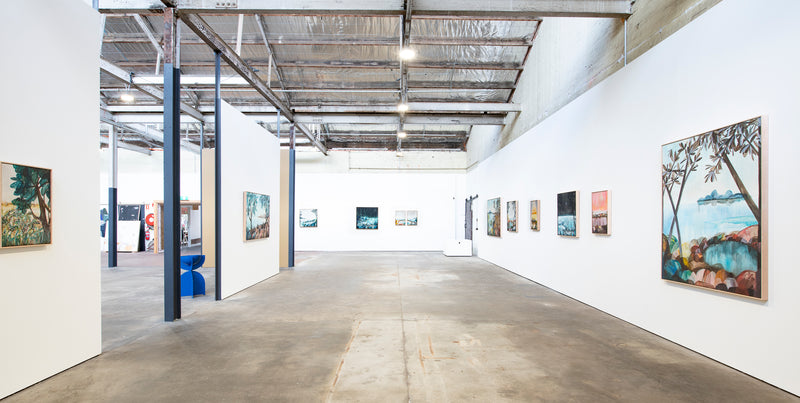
244;191;269;240
661;116;765;300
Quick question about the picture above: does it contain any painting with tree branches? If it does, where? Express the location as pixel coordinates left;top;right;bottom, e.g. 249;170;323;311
244;191;269;241
661;117;765;299
1;162;51;247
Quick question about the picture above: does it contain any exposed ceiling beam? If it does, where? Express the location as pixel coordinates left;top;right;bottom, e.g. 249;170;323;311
294;102;520;113
131;14;164;74
179;13;327;154
294;113;505;125
115;60;523;70
254;14;289;104
97;0;632;18
100;57;204;122
99;135;153;155
101;110;201;153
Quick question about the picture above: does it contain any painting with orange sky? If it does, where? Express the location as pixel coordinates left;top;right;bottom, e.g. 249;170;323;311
591;190;609;235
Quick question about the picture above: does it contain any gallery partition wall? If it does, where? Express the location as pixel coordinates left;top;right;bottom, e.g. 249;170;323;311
0;0;102;398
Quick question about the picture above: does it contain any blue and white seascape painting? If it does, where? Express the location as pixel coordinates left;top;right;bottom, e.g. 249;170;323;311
661;116;764;299
557;191;578;237
356;207;379;230
299;209;318;228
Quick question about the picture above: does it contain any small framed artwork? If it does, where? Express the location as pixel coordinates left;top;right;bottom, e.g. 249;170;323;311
356;207;378;229
591;190;610;235
530;200;540;231
299;208;318;228
395;210;418;226
244;191;269;241
1;162;52;248
487;197;501;237
506;200;518;232
557;191;579;237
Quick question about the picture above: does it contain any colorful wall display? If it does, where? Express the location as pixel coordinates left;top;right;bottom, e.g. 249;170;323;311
244;191;269;240
395;210;418;226
356;207;378;229
557;191;579;237
530;200;540;231
299;208;318;228
487;197;501;237
1;162;52;248
591;190;610;235
506;200;518;232
662;116;765;299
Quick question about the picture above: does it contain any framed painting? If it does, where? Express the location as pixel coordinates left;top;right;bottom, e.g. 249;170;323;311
557;191;579;237
406;210;418;226
1;162;52;248
487;197;501;237
244;191;269;241
356;207;378;230
394;210;407;226
591;190;610;235
530;200;540;231
662;116;766;300
299;208;318;228
506;200;518;232
395;210;418;226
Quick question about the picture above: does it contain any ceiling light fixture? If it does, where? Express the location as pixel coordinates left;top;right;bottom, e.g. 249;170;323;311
397;131;407;139
398;48;416;60
120;93;135;103
397;103;409;112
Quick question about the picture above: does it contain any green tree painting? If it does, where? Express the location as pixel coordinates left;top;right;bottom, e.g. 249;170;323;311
1;163;52;247
661;117;763;299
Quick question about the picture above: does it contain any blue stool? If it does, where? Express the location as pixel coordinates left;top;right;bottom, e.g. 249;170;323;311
180;255;206;297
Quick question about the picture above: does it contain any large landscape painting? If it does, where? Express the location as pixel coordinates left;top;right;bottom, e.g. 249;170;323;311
244;191;269;240
487;197;501;237
662;116;765;299
1;162;51;247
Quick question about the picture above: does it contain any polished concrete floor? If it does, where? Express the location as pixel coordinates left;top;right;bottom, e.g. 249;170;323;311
6;252;798;402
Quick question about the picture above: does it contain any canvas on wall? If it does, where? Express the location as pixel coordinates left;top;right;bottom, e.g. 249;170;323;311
244;191;269;241
487;197;501;237
1;162;51;248
506;201;517;232
299;208;318;228
530;200;540;231
557;191;579;237
662;116;765;300
395;210;418;226
591;190;610;235
356;207;378;230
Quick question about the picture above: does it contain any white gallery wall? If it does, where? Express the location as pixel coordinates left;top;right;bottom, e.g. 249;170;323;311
0;0;101;398
467;0;799;395
99;148;202;204
295;170;465;251
219;101;280;298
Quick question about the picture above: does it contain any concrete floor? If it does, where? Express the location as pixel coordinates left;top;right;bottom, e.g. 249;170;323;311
6;252;797;402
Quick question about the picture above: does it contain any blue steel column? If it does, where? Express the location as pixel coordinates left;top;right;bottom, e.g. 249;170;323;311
214;50;222;300
108;125;118;267
288;125;295;267
163;8;181;321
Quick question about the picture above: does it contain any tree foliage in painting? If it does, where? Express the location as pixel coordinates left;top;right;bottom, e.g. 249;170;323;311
2;164;51;246
698;117;761;222
662;138;701;258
